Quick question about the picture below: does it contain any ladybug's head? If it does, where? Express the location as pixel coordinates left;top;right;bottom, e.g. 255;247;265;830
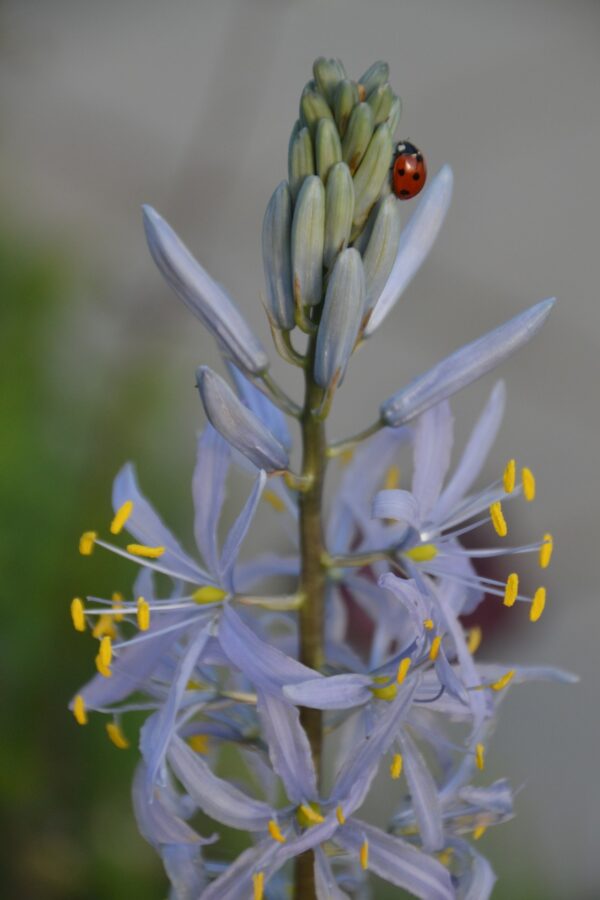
396;140;420;157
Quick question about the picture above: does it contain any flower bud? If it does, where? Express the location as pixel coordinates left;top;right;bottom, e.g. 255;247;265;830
352;123;393;232
333;79;359;139
323;162;354;270
361;196;402;315
300;84;334;136
288;125;315;201
388;96;402;135
366;82;395;125
291;175;325;308
313;57;347;104
143;206;268;375
358;60;390;96
342;102;374;175
315;118;342;184
314;248;365;391
196;367;289;472
262;182;295;331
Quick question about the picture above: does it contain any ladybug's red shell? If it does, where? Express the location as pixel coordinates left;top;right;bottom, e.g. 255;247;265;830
391;141;427;200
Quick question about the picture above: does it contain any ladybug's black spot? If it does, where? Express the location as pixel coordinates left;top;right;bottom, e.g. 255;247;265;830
416;154;423;162
397;168;405;176
412;173;421;181
399;189;410;197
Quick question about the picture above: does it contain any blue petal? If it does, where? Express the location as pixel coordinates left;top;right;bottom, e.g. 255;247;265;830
143;205;269;375
448;837;496;900
234;553;300;592
314;248;366;391
372;489;420;529
380;298;555;426
412;401;453;521
365;165;453;336
229;363;292;450
132;761;210;847
257;690;318;804
192;425;230;575
200;840;281;900
314;847;351;900
283;674;372;710
398;730;444;852
197;367;289;473
220;470;267;591
336;819;454;900
162;844;207;900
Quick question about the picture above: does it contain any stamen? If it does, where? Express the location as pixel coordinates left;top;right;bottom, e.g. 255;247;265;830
336;805;346;825
127;543;165;559
252;871;265;900
491;669;516;691
70;597;85;632
522;467;536;501
137;597;151;631
79;531;97;556
405;543;438;562
475;742;485;771
298;803;325;826
99;636;113;668
490;501;508;537
112;591;125;622
390;753;403;780
188;734;210;754
539;533;553;569
95;653;112;678
73;694;87;725
106;721;129;749
263;489;286;512
423;618;434;631
371;682;398;701
437;848;453;867
268;819;287;843
503;573;519;607
360;837;369;870
384;464;401;490
396;657;411;684
503;459;516;493
429;635;442;661
192;586;227;604
530;587;546;622
92;614;117;639
340;448;354;466
110;500;133;535
473;825;487;841
466;626;482;654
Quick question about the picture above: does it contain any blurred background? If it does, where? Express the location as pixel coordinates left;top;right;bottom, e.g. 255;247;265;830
1;0;599;897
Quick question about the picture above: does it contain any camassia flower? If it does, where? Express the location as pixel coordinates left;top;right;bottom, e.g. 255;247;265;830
72;57;574;900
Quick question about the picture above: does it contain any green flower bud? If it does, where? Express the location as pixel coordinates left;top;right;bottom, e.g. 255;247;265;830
333;79;359;139
291;175;325;308
288;126;315;201
300;84;334;136
388;96;402;135
358;60;389;95
352;123;393;231
262;181;295;331
313;57;346;104
324;162;355;269
315;118;342;184
361;195;402;315
367;82;395;125
342;102;374;175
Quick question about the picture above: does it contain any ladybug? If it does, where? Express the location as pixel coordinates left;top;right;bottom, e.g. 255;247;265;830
391;141;427;200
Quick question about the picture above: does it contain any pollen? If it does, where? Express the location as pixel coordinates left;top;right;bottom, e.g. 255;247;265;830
429;635;442;661
475;742;485;771
405;543;438;562
112;591;125;622
268;819;287;843
192;585;227;604
110;500;134;535
70;597;85;632
396;657;411;684
491;669;516;691
530;587;546;622
263;489;286;512
490;501;508;537
93;614;117;640
79;531;97;556
503;458;516;493
503;573;519;608
371;682;398;701
106;721;129;749
540;533;553;569
137;597;151;631
522;467;536;501
384;464;401;490
188;734;210;754
73;694;87;725
390;753;403;780
473;825;487;841
360;838;369;870
252;871;265;900
423;618;434;631
127;543;165;559
336;805;346;825
298;803;325;826
466;625;482;654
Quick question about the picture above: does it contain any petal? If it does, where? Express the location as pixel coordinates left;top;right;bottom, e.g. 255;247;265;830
397;730;444;852
257;690;318;804
314;248;366;390
132;761;208;847
200;840;282;900
372;489;420;529
283;674;373;710
380;298;555;426
448;837;496;900
365;165;453;336
233;553;300;592
192;425;230;575
220;470;267;591
412;401;453;521
162;844;207;900
228;363;292;450
314;847;351;900
262;181;295;330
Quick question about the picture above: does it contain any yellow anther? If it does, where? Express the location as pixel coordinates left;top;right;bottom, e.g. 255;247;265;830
79;531;97;556
466;625;482;655
112;591;125;622
490;501;507;537
491;669;516;691
99;635;112;669
92;613;117;640
263;489;286;513
252;871;265;900
106;721;129;749
110;500;134;535
127;543;165;559
475;743;485;771
137;597;150;631
503;573;519;608
390;753;403;780
192;585;227;604
336;805;346;825
540;533;553;569
522;467;536;502
95;653;112;678
429;635;442;661
188;734;210;754
298;803;325;826
423;618;435;631
371;682;398;701
73;694;87;725
360;838;369;870
530;587;546;622
473;825;487;841
268;819;287;843
405;543;438;562
503;459;516;494
384;464;401;491
396;657;411;685
340;449;354;466
70;597;85;632
437;848;453;867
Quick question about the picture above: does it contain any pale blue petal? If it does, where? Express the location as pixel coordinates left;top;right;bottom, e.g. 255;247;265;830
412;401;453;521
458;779;514;818
474;663;578;686
234;553;300;592
398;730;444;852
257;690;318;803
365;165;453;336
314;248;366;390
336;820;454;900
143;205;269;375
381;298;555;426
448;837;496;900
372;488;420;529
315;847;351;900
229;363;292;450
220;470;267;591
200;840;281;900
162;844;207;900
192;425;230;575
378;573;430;640
132;762;208;847
283;674;372;710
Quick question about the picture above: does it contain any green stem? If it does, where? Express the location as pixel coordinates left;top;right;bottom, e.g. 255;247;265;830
294;337;327;900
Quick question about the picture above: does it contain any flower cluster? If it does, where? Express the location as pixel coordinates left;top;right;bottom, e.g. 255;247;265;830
71;58;573;899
